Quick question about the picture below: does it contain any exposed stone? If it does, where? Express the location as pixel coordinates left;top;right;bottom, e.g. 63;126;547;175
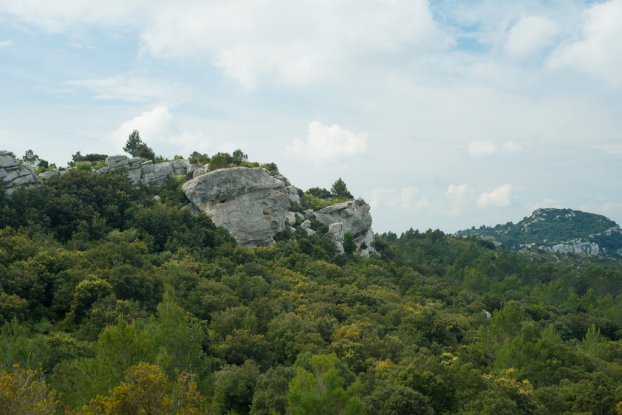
99;155;187;187
285;212;297;226
313;198;376;255
182;167;290;246
285;185;302;205
153;162;173;184
0;153;17;168
0;151;39;194
126;168;142;184
547;241;600;256
39;170;61;180
193;167;207;178
171;159;190;176
106;155;129;169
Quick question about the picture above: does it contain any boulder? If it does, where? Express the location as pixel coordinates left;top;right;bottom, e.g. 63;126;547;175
38;170;61;180
0;151;39;194
0;153;17;168
106;155;129;169
182;167;290;246
313;198;376;255
171;159;190;176
285;212;297;226
285;185;302;205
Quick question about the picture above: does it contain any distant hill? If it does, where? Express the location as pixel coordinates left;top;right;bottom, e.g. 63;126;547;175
457;208;622;259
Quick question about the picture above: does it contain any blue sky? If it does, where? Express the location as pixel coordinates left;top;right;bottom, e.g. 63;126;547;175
1;0;621;233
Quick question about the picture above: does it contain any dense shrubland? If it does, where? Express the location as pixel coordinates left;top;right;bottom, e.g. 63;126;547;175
1;167;621;414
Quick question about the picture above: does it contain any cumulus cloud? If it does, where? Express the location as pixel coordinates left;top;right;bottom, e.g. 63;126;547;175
287;121;368;163
111;105;173;149
477;184;513;207
505;15;559;58
110;105;216;156
467;141;495;157
0;40;13;47
66;76;191;103
140;0;451;88
446;184;471;216
549;0;622;86
369;187;429;210
468;140;522;157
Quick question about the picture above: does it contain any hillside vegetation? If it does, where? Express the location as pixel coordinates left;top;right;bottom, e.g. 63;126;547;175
1;163;622;414
458;208;622;259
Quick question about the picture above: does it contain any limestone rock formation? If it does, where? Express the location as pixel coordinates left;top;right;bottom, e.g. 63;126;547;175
313;199;376;257
0;151;39;194
99;155;189;186
182;167;290;247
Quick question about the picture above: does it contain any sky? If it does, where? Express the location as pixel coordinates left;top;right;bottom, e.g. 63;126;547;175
0;0;621;234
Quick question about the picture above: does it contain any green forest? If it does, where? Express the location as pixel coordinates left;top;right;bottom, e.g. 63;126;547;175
1;152;622;414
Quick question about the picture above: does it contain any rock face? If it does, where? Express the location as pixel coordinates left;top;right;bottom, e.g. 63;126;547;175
313;199;376;257
182;167;290;247
0;151;39;194
182;167;376;254
98;155;189;186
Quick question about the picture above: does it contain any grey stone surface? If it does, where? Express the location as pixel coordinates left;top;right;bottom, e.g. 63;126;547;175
192;167;207;178
39;170;61;180
314;198;376;255
286;211;297;226
106;155;129;169
0;153;17;168
182;167;290;246
285;185;302;205
171;159;190;176
0;151;39;194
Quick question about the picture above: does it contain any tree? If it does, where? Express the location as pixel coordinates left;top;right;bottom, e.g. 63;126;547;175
79;363;205;415
0;366;60;415
331;178;353;199
232;149;249;165
288;354;363;415
208;152;233;171
123;130;155;161
188;151;210;165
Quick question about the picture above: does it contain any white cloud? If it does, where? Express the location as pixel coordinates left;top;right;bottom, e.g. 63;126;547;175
110;105;217;157
369;187;429;210
0;1;153;31
66;76;191;103
287;121;368;163
140;0;452;88
446;184;471;216
467;140;495;157
0;40;13;47
477;184;513;207
111;105;173;150
505;15;559;58
549;0;622;86
468;140;521;157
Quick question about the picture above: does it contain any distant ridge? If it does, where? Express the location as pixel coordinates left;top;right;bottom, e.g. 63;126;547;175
457;208;622;259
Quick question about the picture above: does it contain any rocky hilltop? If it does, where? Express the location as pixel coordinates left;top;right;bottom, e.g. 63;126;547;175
457;208;622;259
0;151;39;194
183;166;375;255
1;151;376;256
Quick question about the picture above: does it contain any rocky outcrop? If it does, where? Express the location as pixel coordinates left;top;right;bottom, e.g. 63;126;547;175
312;199;376;257
545;241;600;256
182;167;376;255
97;155;189;186
182;167;290;247
0;151;39;194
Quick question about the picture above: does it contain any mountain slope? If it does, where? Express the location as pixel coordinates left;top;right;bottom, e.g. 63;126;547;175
457;208;622;259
